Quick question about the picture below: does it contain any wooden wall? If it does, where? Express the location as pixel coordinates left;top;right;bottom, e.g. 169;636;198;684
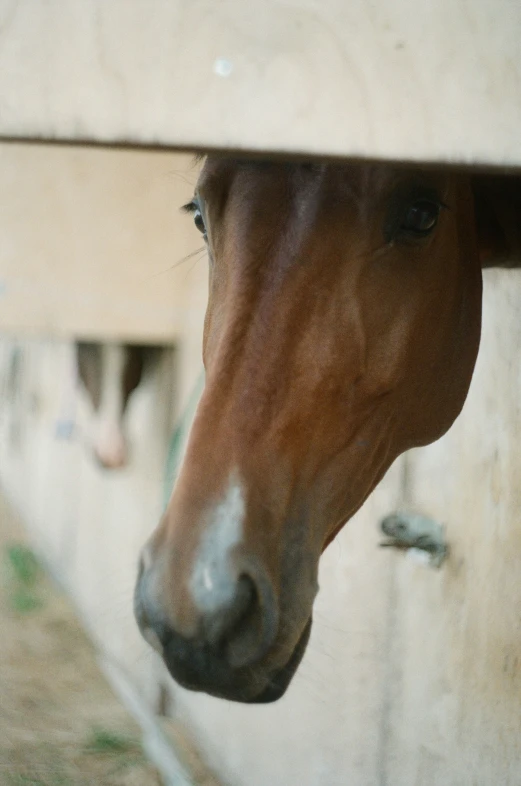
0;338;176;705
384;269;521;784
0;144;205;345
0;1;520;167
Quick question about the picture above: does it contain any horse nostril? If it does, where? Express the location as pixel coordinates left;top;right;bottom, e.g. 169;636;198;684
191;562;278;670
221;568;278;670
203;573;254;648
136;550;279;687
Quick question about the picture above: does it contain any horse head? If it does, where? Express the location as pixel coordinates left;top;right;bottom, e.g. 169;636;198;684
135;158;482;702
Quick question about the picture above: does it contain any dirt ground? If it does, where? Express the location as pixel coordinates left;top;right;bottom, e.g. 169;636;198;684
0;491;163;786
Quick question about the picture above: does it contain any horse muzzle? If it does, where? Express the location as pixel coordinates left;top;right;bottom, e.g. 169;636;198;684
134;544;313;703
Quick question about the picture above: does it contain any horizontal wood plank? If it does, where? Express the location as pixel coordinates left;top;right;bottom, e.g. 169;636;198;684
0;0;520;165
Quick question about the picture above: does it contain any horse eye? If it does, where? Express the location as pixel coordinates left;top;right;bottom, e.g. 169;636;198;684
400;200;441;235
193;208;206;235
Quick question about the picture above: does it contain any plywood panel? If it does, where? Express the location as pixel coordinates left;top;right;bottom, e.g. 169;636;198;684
0;144;207;341
383;269;521;785
0;0;520;166
0;338;176;704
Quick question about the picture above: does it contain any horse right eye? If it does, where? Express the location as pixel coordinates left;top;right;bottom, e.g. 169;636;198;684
400;200;441;237
193;208;206;235
183;199;207;237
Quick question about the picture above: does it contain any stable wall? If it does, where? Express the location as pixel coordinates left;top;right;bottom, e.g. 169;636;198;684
1;0;520;167
0;338;177;706
0;143;208;413
0;144;204;344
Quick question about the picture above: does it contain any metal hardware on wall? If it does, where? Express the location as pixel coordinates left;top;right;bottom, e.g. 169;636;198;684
379;511;449;568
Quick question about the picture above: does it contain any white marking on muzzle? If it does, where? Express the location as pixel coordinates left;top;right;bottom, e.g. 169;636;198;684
190;472;245;614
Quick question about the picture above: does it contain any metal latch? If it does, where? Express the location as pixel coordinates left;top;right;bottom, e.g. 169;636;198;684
379;512;448;568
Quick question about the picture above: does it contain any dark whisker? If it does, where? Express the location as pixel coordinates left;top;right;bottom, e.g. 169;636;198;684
182;250;209;280
146;246;207;280
165;171;198;188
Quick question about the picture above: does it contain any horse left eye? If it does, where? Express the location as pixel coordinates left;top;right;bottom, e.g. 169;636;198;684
400;200;441;235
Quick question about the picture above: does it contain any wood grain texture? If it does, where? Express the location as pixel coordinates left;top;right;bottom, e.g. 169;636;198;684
0;0;520;165
384;269;521;785
0;144;207;342
0;339;177;705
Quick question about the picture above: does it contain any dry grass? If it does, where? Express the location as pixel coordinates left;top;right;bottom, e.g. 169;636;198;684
0;493;163;786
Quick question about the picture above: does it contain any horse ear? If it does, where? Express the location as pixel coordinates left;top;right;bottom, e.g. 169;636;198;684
471;175;521;268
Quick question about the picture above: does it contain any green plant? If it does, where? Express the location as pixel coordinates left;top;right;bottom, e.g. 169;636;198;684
5;544;40;586
83;726;145;773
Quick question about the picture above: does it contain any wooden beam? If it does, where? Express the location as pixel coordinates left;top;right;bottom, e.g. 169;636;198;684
0;0;520;166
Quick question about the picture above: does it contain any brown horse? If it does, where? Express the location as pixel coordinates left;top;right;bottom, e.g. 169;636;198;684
135;158;520;703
